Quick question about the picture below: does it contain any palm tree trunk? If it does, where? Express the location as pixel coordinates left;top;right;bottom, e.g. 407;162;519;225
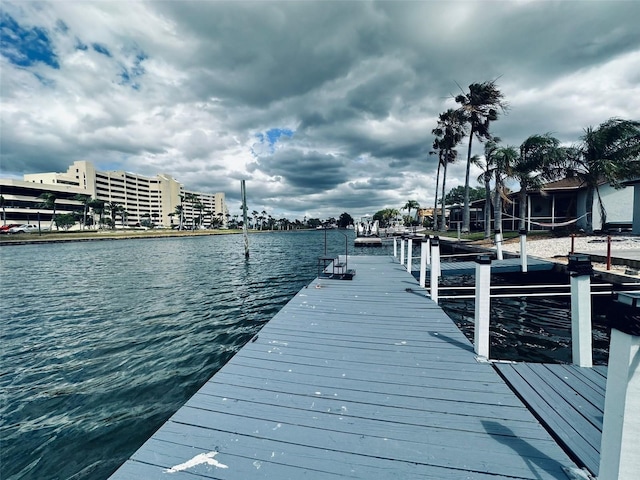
433;157;441;231
494;182;503;232
440;159;449;232
585;185;595;233
463;126;475;232
518;189;527;230
484;173;491;239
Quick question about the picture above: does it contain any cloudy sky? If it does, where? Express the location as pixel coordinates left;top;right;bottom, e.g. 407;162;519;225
2;1;639;221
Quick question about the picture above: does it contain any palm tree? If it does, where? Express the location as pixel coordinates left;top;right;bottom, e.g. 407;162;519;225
560;118;640;233
0;195;6;225
174;205;184;230
38;192;57;230
402;200;420;225
476;139;502;238
106;201;120;229
455;80;507;232
88;198;105;228
433;108;467;231
251;210;259;229
73;194;91;230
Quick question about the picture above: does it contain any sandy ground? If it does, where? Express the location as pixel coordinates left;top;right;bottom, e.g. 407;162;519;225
500;235;640;277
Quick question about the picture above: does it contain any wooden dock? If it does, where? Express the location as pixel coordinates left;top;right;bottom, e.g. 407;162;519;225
496;363;606;477
110;256;582;479
424;256;556;277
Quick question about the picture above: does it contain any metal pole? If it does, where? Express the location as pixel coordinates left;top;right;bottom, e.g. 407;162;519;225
474;255;492;359
241;180;249;259
570;233;575;254
606;235;612;270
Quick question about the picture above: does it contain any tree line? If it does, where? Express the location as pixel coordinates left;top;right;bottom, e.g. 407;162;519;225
430;79;639;234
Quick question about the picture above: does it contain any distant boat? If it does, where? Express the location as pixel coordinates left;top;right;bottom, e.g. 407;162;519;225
354;216;382;247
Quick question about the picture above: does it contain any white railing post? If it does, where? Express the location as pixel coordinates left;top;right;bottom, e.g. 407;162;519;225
400;236;405;266
599;294;640;480
474;255;492;359
393;237;398;258
519;228;528;273
407;236;413;273
419;236;429;288
429;236;440;302
568;254;593;367
494;229;503;261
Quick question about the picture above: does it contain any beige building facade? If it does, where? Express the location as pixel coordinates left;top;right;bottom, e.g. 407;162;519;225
4;161;227;229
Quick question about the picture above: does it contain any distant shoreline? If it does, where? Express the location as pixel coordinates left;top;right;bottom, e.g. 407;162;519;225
0;229;245;246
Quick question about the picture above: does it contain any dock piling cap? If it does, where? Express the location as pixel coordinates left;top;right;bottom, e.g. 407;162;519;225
519;229;527;235
568;254;593;276
431;236;439;246
475;254;492;264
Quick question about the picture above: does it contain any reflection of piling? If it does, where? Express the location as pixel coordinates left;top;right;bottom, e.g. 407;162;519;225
474;255;492;359
519;229;528;273
568;254;592;367
599;293;640;479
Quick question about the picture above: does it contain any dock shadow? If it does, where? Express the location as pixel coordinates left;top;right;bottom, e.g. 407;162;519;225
481;420;573;479
428;331;474;353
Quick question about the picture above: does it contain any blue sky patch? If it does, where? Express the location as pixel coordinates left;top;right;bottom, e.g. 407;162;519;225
92;43;111;57
266;128;294;146
0;12;59;69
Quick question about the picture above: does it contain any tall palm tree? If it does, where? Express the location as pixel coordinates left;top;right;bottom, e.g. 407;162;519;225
560;118;640;232
38;192;57;230
106;201;120;229
509;134;564;229
455;80;507;232
88;198;105;229
433;108;467;231
73;194;91;230
476;139;501;238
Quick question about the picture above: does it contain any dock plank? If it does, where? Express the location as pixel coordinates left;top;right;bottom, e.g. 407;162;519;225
110;256;580;479
495;363;606;476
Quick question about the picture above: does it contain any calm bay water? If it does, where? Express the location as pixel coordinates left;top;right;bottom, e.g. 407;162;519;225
1;232;609;479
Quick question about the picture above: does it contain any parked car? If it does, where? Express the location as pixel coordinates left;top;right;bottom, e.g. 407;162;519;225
0;224;21;234
8;224;41;234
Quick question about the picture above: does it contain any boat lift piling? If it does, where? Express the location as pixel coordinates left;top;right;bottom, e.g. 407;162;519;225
599;293;640;480
519;229;528;273
419;236;429;288
569;254;593;367
429;236;440;302
474;255;492;360
400;235;406;266
406;236;413;273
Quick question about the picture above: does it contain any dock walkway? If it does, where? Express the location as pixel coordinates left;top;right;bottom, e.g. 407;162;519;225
110;256;581;479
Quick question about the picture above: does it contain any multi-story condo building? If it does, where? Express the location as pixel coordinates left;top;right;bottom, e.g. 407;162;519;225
1;161;227;229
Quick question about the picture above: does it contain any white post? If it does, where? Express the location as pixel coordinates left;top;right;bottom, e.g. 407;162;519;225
393;237;398;258
569;255;592;367
407;236;413;273
457;223;460;241
430;236;440;302
474;255;492;359
400;236;405;265
426;235;431;265
519;229;528;273
494;229;503;261
419;237;429;288
599;294;640;480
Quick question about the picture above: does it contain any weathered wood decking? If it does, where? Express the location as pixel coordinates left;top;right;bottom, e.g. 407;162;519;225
110;256;581;479
495;363;606;477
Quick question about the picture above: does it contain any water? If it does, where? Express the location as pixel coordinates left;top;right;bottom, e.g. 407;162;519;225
0;233;610;479
1;230;389;480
